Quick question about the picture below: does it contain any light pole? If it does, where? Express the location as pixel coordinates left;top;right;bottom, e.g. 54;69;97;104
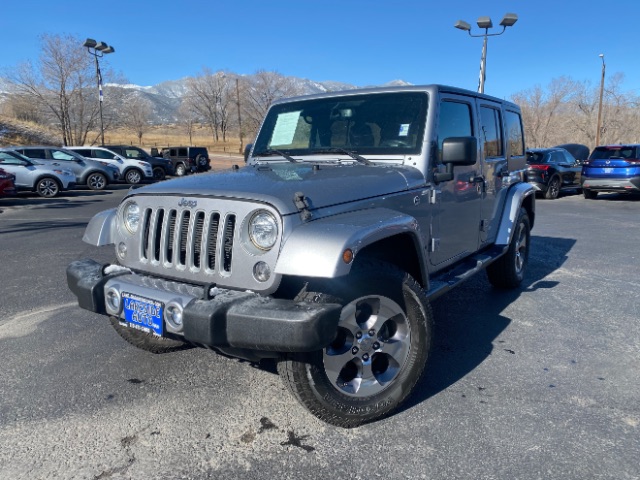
455;13;518;93
83;38;115;145
595;53;606;147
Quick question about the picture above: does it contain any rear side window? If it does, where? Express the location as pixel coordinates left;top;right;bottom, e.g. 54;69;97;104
178;148;188;156
93;149;116;159
505;110;524;156
73;149;92;157
479;106;503;158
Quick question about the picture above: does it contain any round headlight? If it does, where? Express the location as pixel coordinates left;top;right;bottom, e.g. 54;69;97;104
249;211;278;251
123;201;141;234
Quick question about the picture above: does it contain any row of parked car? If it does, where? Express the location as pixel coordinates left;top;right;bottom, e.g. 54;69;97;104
524;143;640;199
0;145;212;198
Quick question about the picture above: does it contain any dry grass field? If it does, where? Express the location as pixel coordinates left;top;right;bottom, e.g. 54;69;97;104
105;125;246;156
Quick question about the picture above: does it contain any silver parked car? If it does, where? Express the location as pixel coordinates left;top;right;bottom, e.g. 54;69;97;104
66;146;153;185
12;146;120;190
0;149;75;197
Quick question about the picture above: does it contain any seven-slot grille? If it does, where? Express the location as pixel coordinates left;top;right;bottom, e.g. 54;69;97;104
140;206;235;273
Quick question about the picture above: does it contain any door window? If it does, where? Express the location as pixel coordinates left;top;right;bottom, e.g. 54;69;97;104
438;101;472;162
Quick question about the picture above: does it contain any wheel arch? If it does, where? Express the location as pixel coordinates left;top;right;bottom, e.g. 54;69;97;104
495;182;535;246
274;208;428;285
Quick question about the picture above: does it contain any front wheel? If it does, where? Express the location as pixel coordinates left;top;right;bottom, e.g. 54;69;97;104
125;169;142;184
36;177;61;198
278;261;433;428
152;167;166;181
487;207;531;289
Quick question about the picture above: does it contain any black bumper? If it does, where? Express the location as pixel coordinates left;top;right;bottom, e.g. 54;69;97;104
66;259;342;353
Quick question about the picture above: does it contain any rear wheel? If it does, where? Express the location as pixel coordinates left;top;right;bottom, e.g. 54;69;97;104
125;169;142;184
109;317;190;354
175;163;187;176
487;207;531;289
36;177;60;198
583;188;598;199
86;172;107;190
544;176;561;199
278;261;432;428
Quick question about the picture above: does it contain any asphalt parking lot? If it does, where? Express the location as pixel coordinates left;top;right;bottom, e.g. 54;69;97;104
0;186;638;480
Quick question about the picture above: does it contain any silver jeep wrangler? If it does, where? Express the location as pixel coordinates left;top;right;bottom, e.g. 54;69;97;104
67;85;534;427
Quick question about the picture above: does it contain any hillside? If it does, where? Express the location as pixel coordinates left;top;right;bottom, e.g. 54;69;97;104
0;115;60;146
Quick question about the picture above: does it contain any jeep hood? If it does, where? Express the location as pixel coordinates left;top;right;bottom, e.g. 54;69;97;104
131;163;426;215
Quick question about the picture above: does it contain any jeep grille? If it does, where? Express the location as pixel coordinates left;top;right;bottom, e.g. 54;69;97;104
121;196;281;293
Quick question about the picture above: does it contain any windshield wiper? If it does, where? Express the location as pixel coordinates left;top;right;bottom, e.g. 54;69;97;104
254;149;298;163
311;147;372;165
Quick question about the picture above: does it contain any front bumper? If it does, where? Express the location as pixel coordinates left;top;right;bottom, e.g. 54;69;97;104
66;259;342;353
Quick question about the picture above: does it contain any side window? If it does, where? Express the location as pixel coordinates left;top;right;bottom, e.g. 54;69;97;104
438;100;473;162
505;110;524;156
26;149;47;159
561;150;575;164
178;148;188;156
74;149;91;157
550;151;564;164
94;149;114;159
479;106;503;158
51;150;75;161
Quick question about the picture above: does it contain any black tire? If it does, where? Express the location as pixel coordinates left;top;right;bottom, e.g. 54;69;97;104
544;176;561;199
152;167;166;181
487;207;531;289
36;177;61;198
583;188;598;199
175;163;187;176
125;169;143;184
86;172;107;190
277;261;433;428
109;316;190;354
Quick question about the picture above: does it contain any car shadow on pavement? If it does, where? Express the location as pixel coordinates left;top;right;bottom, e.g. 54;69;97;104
399;235;577;414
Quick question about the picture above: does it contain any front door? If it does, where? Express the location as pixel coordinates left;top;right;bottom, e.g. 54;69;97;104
429;95;483;267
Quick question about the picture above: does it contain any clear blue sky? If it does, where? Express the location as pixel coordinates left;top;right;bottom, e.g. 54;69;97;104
1;0;638;99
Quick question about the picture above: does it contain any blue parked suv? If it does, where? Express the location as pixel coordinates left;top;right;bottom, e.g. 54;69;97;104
581;144;640;199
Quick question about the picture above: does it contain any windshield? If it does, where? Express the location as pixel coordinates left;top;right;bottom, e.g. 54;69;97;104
253;91;428;159
122;147;148;159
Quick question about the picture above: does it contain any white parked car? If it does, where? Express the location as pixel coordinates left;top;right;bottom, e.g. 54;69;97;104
0;149;75;198
66;146;153;185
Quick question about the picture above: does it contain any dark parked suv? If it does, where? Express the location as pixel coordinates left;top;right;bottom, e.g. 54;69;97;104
524;147;582;199
159;146;211;176
581;144;640;198
102;145;174;180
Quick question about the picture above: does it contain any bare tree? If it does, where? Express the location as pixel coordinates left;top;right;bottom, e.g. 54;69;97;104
183;69;235;143
121;96;152;144
177;99;200;145
7;34;108;145
240;70;304;138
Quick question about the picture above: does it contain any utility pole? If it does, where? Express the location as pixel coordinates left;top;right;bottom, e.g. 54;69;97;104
595;54;606;147
235;78;244;154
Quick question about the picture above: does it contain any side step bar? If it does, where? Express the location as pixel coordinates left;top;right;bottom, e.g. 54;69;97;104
425;245;508;301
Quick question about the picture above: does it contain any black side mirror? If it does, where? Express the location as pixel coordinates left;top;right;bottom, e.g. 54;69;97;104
434;136;477;183
244;143;253;163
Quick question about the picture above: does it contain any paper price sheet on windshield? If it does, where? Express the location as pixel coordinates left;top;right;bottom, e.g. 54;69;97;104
271;111;301;147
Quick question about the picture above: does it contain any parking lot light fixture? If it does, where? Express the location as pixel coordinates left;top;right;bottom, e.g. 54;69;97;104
83;38;115;145
454;13;518;93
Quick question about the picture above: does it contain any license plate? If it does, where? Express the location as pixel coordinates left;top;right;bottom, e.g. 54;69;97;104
122;292;164;336
603;168;613;173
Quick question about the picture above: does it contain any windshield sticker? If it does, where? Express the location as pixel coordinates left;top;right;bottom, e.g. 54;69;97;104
398;124;410;137
271;111;301;146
